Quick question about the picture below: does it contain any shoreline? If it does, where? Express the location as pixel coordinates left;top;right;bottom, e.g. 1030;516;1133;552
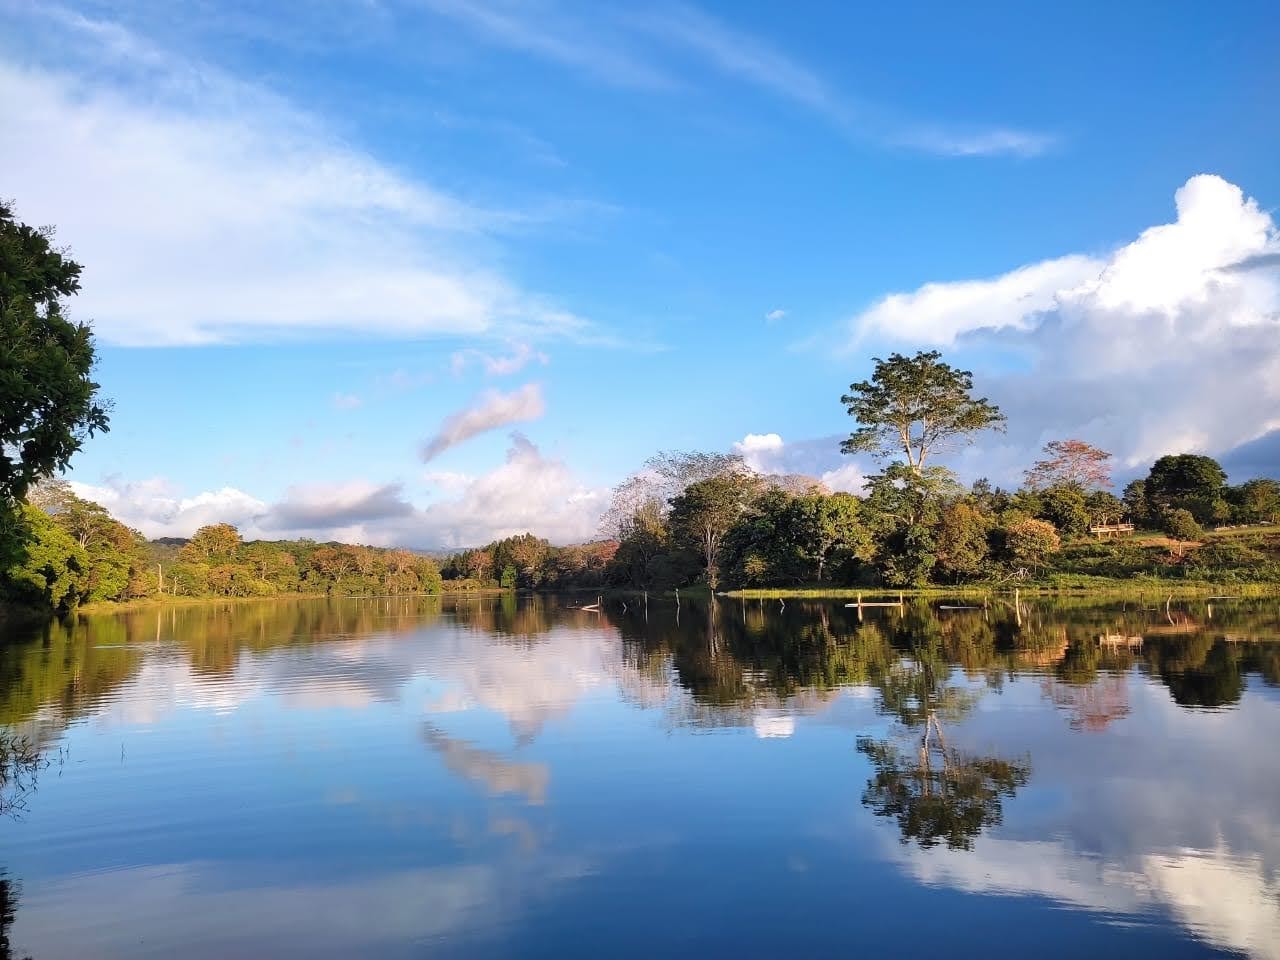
62;579;1280;616
73;590;476;616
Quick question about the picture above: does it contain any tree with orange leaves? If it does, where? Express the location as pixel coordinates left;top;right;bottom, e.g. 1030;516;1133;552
1024;439;1113;491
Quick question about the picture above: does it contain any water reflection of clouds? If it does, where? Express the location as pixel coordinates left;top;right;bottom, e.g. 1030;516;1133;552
13;600;1280;959
893;837;1280;960
82;615;851;749
423;724;550;805
14;856;594;960
873;673;1280;960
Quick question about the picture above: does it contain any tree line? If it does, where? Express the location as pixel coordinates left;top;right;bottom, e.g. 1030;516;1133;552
0;481;445;613
442;352;1280;592
3;202;1279;615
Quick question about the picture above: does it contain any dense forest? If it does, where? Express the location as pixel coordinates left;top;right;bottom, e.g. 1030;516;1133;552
439;441;1280;593
1;481;444;612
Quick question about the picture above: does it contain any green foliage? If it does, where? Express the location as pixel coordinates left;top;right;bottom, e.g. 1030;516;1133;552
182;523;242;563
1229;478;1280;524
792;491;870;581
668;471;761;590
499;564;517;590
877;523;938;587
720;488;870;587
934;501;992;582
1085;490;1125;526
1;503;87;612
0;202;110;504
841;350;1005;470
1161;508;1205;542
1036;485;1092;537
862;463;961;531
1002;517;1061;573
1122;478;1150;527
1145;454;1227;523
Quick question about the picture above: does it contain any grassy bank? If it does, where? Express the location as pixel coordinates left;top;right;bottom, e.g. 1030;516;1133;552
73;590;468;616
722;579;1280;600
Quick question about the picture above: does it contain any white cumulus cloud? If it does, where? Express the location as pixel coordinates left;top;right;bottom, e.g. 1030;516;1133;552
69;477;267;538
73;435;606;548
850;174;1280;476
732;433;868;493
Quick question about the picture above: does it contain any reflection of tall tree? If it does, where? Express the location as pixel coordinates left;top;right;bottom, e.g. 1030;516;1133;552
0;870;28;960
857;730;1030;851
855;605;1030;849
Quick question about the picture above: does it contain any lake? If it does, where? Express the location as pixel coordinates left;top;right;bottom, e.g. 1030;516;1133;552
1;594;1278;959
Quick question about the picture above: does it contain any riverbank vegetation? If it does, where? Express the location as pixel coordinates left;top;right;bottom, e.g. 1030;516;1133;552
2;204;1277;620
1;484;444;613
440;353;1280;594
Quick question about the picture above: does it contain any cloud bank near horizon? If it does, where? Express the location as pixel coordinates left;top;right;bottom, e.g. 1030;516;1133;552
71;433;607;549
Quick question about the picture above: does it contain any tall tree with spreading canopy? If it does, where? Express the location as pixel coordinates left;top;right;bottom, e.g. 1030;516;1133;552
841;351;1004;474
1024;439;1113;491
0;201;110;503
669;471;760;590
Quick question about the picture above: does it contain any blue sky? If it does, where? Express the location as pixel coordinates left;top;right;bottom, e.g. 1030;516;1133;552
2;0;1278;546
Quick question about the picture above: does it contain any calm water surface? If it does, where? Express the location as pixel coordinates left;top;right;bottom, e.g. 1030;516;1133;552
2;594;1279;959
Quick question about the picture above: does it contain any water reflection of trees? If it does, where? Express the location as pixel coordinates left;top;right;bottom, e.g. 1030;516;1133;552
0;734;45;820
3;595;1276;745
857;735;1030;851
0;869;30;960
615;596;1278;846
0;598;448;735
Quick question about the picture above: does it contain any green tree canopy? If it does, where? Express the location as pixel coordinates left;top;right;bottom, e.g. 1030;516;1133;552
934;501;992;582
669;472;761;590
2;503;87;612
0;202;110;503
1145;454;1227;522
841;351;1005;473
1002;517;1060;573
181;524;243;563
1230;478;1280;524
1161;508;1204;542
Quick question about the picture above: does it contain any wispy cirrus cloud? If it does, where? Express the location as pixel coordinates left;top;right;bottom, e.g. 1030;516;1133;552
422;0;1053;157
419;0;675;90
421;383;546;462
451;342;550;377
0;6;595;346
331;392;364;410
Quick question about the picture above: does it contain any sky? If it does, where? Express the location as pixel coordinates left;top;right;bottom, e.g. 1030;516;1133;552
2;0;1279;548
